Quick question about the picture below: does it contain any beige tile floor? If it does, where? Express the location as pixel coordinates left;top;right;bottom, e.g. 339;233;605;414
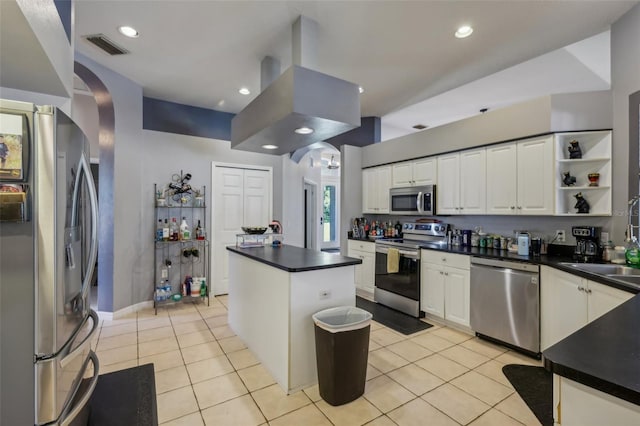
92;296;543;426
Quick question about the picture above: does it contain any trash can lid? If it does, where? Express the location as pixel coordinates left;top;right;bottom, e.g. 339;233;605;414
312;306;372;333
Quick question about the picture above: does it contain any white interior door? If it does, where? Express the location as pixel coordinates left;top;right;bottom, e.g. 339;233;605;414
212;165;272;295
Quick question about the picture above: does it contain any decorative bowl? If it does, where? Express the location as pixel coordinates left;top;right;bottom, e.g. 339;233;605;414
242;226;268;235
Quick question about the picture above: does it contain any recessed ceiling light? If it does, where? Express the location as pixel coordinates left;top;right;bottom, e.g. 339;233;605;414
239;87;250;95
294;127;314;135
118;26;139;38
412;124;428;130
455;25;473;38
262;144;278;150
359;86;364;94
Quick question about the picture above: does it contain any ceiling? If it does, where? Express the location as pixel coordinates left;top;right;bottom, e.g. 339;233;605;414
74;1;637;141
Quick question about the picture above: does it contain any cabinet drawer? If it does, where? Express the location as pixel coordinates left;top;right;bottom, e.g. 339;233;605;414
421;250;470;270
348;240;375;254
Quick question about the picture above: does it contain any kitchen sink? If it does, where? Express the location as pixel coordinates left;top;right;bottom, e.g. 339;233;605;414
606;275;640;286
559;263;640;276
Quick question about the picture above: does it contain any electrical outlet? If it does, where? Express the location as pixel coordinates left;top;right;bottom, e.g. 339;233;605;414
319;290;331;300
555;230;566;243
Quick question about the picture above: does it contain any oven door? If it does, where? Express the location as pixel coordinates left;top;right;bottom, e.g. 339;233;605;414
374;245;420;316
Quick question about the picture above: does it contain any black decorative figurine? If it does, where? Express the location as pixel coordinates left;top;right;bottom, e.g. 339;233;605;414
562;172;577;186
568;140;582;159
574;192;590;214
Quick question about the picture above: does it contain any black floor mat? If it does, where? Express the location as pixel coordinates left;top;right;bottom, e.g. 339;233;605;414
356;296;432;335
88;363;158;426
502;364;553;426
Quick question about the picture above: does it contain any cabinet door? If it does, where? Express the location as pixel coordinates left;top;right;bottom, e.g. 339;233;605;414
459;148;486;214
437;153;460;214
362;169;377;213
412;158;437;186
540;267;588;350
360;252;376;293
348;248;364;289
587;280;633;322
444;266;470;328
421;262;445;318
377;166;392;213
486;143;518;215
392;162;413;187
517;137;554;215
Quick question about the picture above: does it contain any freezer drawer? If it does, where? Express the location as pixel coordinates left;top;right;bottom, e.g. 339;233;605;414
470;258;540;354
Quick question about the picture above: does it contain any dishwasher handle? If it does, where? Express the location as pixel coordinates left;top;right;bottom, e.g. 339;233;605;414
471;256;539;273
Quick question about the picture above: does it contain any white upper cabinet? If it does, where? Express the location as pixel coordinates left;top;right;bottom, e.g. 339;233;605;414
436;153;460;214
437;148;485;215
517;136;555;215
392;158;436;187
459;148;486;214
363;166;392;214
485;136;554;215
554;131;612;216
486;143;518;214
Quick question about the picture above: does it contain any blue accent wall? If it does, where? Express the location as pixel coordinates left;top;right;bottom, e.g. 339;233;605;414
54;0;71;42
325;116;381;148
143;97;234;141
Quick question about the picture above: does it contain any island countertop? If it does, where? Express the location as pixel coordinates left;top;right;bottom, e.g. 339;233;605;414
226;244;361;272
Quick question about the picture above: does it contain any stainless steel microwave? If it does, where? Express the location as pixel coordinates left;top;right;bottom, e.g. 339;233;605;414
389;185;436;215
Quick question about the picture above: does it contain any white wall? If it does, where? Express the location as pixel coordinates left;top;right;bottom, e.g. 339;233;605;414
611;3;640;242
72;93;99;159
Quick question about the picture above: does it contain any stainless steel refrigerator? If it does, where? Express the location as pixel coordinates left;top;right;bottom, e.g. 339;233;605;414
0;99;100;425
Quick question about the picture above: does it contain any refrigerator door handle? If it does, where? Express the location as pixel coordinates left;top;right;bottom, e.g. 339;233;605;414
59;350;100;426
35;309;98;365
59;309;99;369
71;153;98;302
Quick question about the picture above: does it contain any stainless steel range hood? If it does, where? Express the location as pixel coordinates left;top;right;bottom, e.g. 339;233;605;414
230;16;361;155
231;65;360;155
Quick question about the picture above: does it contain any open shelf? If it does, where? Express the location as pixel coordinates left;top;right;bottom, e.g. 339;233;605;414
554;131;612;216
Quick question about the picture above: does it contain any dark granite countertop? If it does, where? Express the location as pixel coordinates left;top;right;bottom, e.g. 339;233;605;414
543;295;640;405
226;244;361;272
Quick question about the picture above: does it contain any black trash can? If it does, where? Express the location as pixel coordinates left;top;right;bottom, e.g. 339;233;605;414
313;306;373;406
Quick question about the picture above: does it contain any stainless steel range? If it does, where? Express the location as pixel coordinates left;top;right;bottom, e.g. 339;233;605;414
374;222;448;317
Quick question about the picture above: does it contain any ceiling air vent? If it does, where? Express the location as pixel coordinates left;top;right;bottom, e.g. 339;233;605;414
83;34;129;55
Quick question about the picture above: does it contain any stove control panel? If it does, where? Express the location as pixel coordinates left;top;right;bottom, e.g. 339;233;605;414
403;222;447;236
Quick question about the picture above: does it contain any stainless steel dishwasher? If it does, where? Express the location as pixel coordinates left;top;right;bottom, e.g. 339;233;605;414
470;257;540;356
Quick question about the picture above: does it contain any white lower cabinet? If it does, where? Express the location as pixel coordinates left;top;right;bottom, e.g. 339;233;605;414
554;375;640;425
421;251;470;328
348;240;375;294
541;266;633;350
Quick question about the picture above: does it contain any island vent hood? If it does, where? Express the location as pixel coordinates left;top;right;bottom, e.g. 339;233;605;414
231;16;361;156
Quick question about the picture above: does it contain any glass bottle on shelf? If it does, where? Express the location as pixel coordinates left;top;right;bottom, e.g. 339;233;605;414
156;220;164;241
195;220;205;240
170;218;179;241
163;219;170;241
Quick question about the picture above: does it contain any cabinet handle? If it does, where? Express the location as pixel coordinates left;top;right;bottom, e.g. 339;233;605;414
441;258;446;262
510;206;515;210
444;272;449;276
517;206;522;210
586;288;592;294
578;286;584;292
439;271;444;275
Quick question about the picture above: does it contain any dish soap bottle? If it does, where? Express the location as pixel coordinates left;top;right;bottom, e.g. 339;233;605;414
625;237;640;267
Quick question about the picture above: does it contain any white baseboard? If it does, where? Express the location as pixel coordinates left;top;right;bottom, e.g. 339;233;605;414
97;300;154;320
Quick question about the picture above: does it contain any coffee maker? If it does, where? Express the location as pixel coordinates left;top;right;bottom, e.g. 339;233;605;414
572;226;601;262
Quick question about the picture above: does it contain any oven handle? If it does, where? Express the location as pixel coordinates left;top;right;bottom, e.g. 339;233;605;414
375;246;420;259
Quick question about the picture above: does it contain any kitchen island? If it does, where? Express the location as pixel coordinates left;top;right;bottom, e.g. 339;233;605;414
226;244;361;393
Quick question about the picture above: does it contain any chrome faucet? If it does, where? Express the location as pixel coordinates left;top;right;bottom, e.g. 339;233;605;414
626;196;640;243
